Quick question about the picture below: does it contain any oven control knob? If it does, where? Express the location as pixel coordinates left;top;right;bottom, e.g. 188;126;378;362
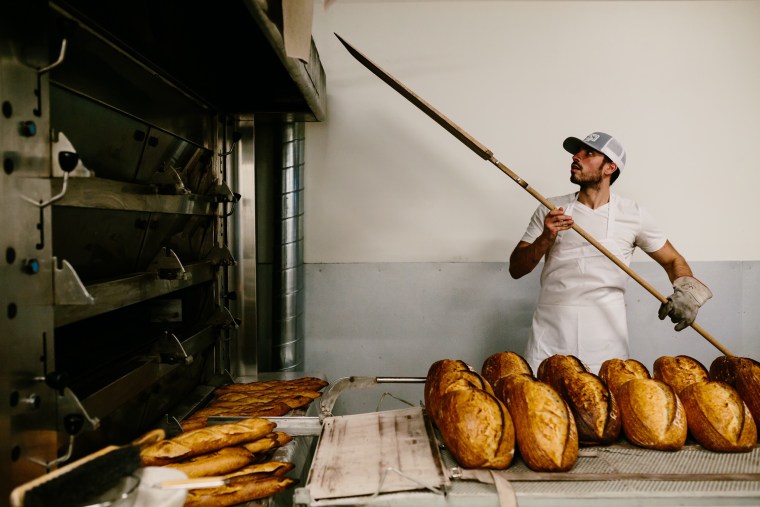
20;121;37;137
23;258;40;274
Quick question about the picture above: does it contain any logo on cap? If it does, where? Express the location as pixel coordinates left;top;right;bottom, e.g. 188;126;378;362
584;134;600;143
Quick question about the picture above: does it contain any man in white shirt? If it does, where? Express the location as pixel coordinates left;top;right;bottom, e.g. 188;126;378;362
509;132;712;374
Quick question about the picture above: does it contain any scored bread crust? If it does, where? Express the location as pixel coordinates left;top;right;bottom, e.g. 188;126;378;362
481;351;534;388
425;365;492;426
598;358;651;397
653;355;709;395
558;371;621;446
184;475;298;507
616;378;687;451
709;356;760;427
140;418;276;466
165;446;255;478
437;387;515;469
495;373;578;472
537;355;589;389
679;380;757;452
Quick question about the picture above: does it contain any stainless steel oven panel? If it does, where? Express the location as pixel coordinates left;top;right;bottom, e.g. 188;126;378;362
50;86;147;182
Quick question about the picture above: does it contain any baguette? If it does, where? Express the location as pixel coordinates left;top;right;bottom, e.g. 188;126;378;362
222;460;295;479
164;446;254;478
184;474;298;507
241;433;279;455
140;418;276;466
213;377;328;395
616;378;687;451
679;380;757;452
495;373;578;472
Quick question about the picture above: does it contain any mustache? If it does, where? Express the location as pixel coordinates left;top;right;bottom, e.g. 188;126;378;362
571;162;582;170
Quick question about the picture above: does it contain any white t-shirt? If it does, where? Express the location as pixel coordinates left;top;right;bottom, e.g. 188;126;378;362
520;192;667;265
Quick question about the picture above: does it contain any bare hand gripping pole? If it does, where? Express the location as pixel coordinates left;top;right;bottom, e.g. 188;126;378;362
335;33;732;357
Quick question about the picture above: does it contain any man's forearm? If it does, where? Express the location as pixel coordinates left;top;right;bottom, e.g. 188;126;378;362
509;237;553;279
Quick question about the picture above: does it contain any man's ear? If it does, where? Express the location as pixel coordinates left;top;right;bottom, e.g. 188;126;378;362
605;162;618;176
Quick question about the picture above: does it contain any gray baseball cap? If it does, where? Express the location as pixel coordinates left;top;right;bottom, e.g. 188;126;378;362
563;132;626;171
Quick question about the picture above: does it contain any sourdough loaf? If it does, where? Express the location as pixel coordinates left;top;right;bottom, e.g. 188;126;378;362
709;355;741;386
557;371;621;445
424;359;473;420
425;364;492;426
481;351;533;388
679;380;757;452
495;373;578;472
710;356;760;426
653;355;709;394
598;358;650;397
616;378;687;451
437;387;515;469
536;354;589;389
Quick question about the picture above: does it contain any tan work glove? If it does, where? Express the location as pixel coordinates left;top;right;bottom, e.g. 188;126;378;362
658;276;713;331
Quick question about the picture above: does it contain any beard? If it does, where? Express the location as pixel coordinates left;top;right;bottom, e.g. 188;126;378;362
570;163;603;187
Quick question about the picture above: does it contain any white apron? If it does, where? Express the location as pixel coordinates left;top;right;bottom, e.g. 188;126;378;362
524;195;630;374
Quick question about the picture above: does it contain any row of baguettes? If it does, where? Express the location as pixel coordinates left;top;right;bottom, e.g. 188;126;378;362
140;376;329;507
425;352;760;473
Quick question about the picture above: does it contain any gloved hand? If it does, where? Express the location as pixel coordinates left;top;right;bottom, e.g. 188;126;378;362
658;276;713;331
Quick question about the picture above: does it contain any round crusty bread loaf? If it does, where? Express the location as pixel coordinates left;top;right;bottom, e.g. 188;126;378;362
425;361;493;426
481;351;533;388
495;373;578;472
709;355;741;386
679;380;757;452
710;355;760;428
424;359;472;418
653;355;709;395
556;371;621;446
598;358;650;397
616;378;687;451
536;355;589;391
437;387;515;469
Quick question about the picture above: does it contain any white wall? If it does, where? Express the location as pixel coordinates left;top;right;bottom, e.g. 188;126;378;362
306;0;760;263
300;1;760;407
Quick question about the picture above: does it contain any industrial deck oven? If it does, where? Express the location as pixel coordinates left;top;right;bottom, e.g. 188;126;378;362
1;0;325;501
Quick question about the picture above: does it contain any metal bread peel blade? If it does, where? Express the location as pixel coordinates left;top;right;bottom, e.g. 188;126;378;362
318;376;426;419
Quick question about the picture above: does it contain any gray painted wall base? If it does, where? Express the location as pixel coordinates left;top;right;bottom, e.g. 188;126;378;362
304;262;758;415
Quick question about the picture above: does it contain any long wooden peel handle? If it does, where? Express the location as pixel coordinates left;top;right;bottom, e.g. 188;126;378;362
487;156;734;357
335;33;733;357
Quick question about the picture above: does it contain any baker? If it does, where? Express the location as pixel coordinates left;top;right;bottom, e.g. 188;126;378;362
508;132;712;374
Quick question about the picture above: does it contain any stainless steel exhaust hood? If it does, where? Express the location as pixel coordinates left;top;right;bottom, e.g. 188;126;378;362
50;0;326;120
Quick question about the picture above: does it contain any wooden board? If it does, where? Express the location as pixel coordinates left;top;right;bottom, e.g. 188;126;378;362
305;407;448;500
